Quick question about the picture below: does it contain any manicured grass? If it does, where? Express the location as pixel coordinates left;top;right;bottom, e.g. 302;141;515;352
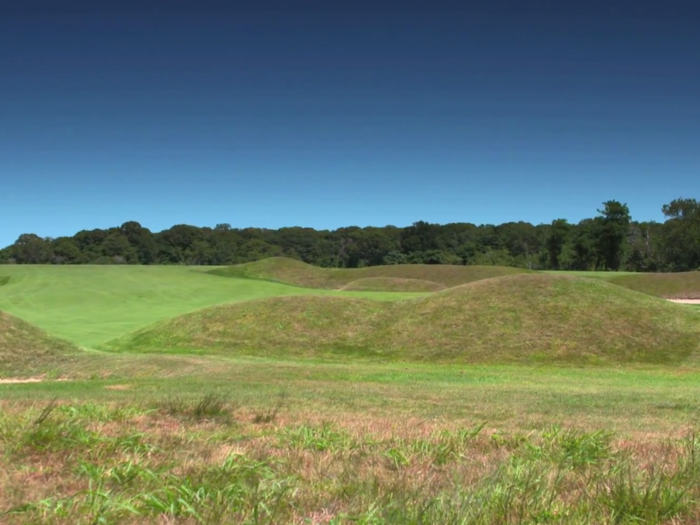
0;265;420;348
609;271;700;299
104;273;700;366
209;256;533;289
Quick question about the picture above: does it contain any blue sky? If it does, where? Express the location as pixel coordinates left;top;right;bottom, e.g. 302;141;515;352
1;0;698;247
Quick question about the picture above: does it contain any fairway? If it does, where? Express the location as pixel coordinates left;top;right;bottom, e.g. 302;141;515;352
0;265;423;348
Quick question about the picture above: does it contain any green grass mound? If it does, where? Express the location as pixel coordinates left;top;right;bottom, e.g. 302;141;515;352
209;257;532;289
0;311;81;378
0;276;9;287
105;274;700;366
609;272;700;299
341;277;446;293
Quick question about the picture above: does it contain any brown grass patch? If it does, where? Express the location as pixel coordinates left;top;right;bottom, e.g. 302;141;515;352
208;256;532;289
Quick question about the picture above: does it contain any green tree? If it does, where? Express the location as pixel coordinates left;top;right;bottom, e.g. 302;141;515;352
51;237;81;264
101;232;137;263
120;221;158;264
11;234;53;264
545;219;570;270
596;200;631;271
660;198;700;271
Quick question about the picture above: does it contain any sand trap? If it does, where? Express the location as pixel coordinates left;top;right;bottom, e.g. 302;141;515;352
0;377;44;384
667;299;700;305
0;377;71;385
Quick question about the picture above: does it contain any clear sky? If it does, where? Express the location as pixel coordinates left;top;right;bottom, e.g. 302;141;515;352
1;0;698;247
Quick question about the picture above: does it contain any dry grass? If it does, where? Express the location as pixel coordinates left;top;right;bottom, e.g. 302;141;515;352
208;257;532;289
340;277;446;292
2;397;700;524
104;274;700;366
0;312;82;378
610;272;700;299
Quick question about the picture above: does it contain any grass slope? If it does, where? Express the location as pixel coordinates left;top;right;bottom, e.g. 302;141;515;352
340;277;446;292
0;265;421;348
609;271;700;299
106;274;700;365
209;256;532;289
0;311;81;378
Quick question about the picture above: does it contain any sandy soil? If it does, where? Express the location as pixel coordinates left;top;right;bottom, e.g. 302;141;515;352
0;377;71;385
0;377;45;384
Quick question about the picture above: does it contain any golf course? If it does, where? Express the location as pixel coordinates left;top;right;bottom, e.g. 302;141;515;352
2;259;700;524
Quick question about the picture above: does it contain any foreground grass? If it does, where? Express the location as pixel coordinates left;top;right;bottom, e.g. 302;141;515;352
3;361;700;524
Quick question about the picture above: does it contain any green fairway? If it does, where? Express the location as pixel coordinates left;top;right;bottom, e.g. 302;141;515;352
0;265;422;348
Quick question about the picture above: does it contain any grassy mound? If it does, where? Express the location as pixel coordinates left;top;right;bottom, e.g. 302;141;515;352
341;277;446;293
105;274;700;366
609;272;700;299
209;257;532;289
0;276;9;287
0;311;81;377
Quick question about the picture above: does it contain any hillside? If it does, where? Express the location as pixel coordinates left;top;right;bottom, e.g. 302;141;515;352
340;277;446;292
609;272;700;299
105;274;700;366
0;311;81;378
208;257;532;289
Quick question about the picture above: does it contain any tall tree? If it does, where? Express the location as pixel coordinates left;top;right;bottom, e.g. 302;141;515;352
545;219;570;269
596;200;631;271
660;198;700;271
11;234;53;264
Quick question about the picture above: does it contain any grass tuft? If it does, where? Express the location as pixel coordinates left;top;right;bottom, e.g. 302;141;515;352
158;391;233;420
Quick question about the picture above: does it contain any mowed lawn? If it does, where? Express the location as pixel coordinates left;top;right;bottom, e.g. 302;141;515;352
0;265;423;348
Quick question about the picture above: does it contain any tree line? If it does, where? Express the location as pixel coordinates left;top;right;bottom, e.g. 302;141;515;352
1;198;699;272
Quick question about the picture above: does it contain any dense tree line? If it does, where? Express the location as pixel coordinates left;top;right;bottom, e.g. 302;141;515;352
1;198;699;272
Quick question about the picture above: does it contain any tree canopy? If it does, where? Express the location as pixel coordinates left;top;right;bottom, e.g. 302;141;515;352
1;198;698;272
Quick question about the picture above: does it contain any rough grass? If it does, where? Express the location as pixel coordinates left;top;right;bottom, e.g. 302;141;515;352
0;312;82;378
208;256;532;289
3;393;700;525
610;271;700;299
0;276;9;287
4;358;700;523
340;277;446;292
104;274;700;366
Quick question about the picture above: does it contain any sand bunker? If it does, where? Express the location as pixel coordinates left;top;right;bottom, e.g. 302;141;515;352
0;377;44;384
667;299;700;305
